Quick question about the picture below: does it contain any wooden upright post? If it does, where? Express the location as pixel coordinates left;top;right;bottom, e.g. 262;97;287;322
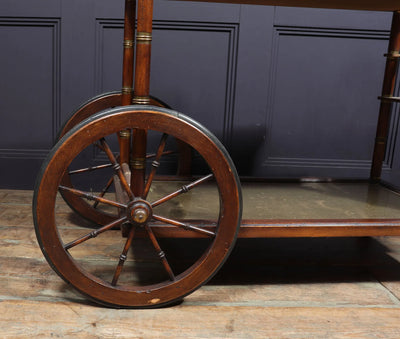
118;0;136;165
131;0;154;196
121;0;136;106
370;11;400;181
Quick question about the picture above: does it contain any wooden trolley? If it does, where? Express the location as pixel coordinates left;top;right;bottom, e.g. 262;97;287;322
33;0;400;308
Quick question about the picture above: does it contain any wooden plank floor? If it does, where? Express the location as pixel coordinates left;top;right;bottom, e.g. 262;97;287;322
2;189;400;338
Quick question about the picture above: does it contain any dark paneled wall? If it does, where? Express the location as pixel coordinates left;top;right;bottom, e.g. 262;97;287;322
0;1;61;187
0;0;398;188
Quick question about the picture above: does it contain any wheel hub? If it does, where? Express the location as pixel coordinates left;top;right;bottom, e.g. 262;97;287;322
127;199;152;226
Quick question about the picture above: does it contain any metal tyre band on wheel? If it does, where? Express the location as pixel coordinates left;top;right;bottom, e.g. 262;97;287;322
33;106;242;308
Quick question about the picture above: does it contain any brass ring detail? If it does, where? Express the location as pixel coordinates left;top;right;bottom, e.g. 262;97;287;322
132;96;151;105
379;95;400;103
375;136;386;145
384;51;400;59
136;32;152;44
130;158;146;170
119;130;131;139
122;87;133;95
124;40;134;48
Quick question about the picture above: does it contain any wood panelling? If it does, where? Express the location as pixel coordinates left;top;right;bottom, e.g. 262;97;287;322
0;0;61;17
1;1;400;188
94;19;239;143
94;19;123;94
0;18;60;157
257;25;391;178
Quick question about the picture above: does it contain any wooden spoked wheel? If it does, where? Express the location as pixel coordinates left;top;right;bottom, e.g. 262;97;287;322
57;92;171;225
33;106;242;308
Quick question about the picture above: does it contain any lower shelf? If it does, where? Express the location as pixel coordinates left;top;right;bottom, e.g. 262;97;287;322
60;180;400;238
238;181;400;238
150;181;400;238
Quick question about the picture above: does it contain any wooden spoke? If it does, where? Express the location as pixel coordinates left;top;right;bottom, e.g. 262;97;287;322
59;185;126;209
64;217;128;250
93;176;114;208
68;163;113;175
112;226;135;286
145;224;175;281
151;174;214;208
100;138;134;200
94;142;106;152
146;150;175;159
143;133;168;199
152;214;216;237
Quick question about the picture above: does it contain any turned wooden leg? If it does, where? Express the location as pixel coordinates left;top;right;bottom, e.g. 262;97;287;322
370;10;400;181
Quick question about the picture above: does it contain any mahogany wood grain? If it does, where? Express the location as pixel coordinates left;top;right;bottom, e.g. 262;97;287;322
131;0;154;196
34;107;241;308
238;219;400;238
58;93;170;139
56;92;193;227
140;219;400;238
118;0;137;164
371;11;400;180
133;0;153;98
131;128;147;196
121;0;135;107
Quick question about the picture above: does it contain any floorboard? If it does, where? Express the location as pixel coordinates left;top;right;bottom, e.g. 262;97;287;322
2;188;400;338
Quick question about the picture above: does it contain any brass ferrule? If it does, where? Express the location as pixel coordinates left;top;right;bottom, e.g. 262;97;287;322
119;130;131;139
132;96;151;105
130;158;146;170
375;136;386;145
124;40;134;48
384;51;400;59
122;87;133;95
136;32;152;44
379;95;400;103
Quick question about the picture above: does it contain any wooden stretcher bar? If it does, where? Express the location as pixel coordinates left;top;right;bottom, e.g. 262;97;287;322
148;219;400;238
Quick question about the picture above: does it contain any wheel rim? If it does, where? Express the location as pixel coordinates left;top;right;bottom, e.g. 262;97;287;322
34;106;241;308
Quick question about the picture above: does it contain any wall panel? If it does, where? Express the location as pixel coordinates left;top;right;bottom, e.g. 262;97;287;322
0;18;60;187
94;18;239;142
258;26;388;178
0;0;398;187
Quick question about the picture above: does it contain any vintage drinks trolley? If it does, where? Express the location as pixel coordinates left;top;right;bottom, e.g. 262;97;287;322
33;0;400;308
